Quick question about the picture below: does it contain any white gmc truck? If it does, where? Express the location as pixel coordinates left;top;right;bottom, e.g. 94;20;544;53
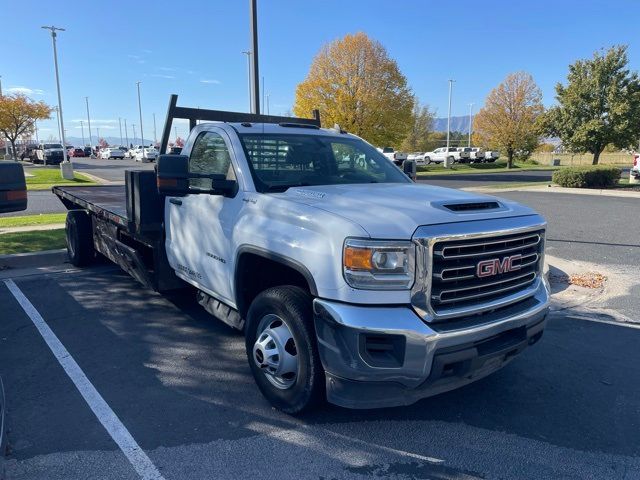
53;96;550;414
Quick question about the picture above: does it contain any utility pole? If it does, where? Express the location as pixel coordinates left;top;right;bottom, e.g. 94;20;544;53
136;82;145;152
468;103;474;148
124;119;129;148
249;0;260;114
80;120;85;146
153;113;157;144
85;96;93;154
42;25;69;164
0;75;7;158
445;79;455;169
119;117;123;146
242;50;252;111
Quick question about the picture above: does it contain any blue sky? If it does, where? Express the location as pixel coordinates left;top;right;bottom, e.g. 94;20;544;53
1;0;638;143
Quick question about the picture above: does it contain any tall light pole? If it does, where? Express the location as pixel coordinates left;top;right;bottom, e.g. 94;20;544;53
119;117;123;147
85;96;93;153
445;79;455;169
266;93;270;115
97;127;100;142
468;103;474;148
174;126;178;141
80;120;85;146
124;119;129;148
249;0;260;114
132;124;137;145
153;113;157;144
136;82;145;151
42;26;69;164
242;50;252;111
0;75;7;158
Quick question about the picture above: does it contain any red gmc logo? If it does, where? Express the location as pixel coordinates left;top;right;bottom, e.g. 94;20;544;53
476;254;522;278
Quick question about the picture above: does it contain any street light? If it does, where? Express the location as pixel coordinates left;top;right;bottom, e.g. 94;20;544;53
85;96;93;154
119;117;123;147
132;124;137;145
242;50;252;111
80;120;85;146
97;127;100;142
153;113;158;144
124;119;129;148
445;79;455;169
41;25;69;165
468;103;474;148
136;81;145;156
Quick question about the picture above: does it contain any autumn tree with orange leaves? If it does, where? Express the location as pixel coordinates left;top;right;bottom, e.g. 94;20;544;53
473;72;544;168
294;32;414;148
0;94;52;160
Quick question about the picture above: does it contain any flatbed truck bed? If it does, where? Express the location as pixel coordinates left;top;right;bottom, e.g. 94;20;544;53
52;172;183;292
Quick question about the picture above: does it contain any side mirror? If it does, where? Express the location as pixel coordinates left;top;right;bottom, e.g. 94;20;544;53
0;161;27;213
156;154;237;197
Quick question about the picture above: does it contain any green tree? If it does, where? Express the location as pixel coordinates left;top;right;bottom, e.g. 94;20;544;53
541;45;640;165
400;101;434;152
474;72;544;168
294;32;414;148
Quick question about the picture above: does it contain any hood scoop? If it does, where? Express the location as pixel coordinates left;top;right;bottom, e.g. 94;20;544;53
442;201;501;212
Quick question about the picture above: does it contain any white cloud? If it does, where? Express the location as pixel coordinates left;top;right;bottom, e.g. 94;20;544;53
7;86;45;96
158;67;176;72
128;54;141;59
200;79;221;84
151;74;175;79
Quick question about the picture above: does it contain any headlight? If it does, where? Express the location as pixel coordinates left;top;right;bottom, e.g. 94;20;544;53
343;239;415;290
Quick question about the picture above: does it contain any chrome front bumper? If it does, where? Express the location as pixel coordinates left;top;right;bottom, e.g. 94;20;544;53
313;277;550;409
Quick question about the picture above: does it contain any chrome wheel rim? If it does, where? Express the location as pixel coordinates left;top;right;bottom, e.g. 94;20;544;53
253;314;298;390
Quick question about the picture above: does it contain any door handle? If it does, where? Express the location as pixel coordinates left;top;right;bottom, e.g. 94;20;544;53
169;198;182;206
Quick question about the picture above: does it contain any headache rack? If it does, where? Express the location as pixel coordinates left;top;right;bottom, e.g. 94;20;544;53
159;94;321;155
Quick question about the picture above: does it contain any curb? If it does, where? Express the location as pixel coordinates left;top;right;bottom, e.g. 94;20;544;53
0;249;68;270
75;171;112;184
464;184;640;198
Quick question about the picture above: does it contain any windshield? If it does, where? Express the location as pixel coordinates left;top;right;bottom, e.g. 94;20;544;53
382;147;394;153
44;144;63;149
239;133;411;192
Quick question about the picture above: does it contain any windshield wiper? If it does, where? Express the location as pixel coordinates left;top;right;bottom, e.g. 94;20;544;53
265;182;312;192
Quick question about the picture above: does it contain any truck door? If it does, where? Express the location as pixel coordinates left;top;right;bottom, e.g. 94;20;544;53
166;128;241;305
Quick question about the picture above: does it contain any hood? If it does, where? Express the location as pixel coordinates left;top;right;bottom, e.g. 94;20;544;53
276;183;538;238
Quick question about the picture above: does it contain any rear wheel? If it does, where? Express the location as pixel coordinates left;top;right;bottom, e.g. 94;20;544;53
66;210;95;267
245;286;324;414
424;156;431;164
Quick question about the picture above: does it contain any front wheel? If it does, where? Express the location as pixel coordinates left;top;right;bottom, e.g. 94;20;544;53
245;286;324;414
424;156;431;164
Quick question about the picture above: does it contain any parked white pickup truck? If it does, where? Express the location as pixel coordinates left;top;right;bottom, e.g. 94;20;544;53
378;147;408;166
54;95;550;414
423;147;470;164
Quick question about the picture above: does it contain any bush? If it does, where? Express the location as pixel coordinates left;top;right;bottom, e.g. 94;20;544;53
552;166;621;188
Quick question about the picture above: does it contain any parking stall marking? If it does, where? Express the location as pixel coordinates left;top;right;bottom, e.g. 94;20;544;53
3;279;166;480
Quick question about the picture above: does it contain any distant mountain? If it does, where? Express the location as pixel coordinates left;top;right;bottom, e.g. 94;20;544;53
62;136;153;147
433;116;472;134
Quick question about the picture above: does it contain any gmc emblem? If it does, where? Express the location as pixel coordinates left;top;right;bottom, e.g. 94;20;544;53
477;254;522;278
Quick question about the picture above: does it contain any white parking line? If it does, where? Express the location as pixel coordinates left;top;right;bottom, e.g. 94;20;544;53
4;279;165;480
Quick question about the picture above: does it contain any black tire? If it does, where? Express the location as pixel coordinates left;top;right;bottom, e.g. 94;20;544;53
245;286;324;414
65;210;95;267
424;156;431;165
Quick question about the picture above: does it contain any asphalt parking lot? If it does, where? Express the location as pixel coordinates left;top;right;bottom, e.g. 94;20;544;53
1;190;639;479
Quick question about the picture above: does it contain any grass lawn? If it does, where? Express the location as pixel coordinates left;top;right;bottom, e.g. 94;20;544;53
0;229;66;255
26;168;96;190
417;161;560;176
0;213;67;228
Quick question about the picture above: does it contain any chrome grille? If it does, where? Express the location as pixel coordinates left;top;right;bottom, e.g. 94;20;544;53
430;230;544;314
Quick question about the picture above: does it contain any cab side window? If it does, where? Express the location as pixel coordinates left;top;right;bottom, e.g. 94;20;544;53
189;131;236;190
